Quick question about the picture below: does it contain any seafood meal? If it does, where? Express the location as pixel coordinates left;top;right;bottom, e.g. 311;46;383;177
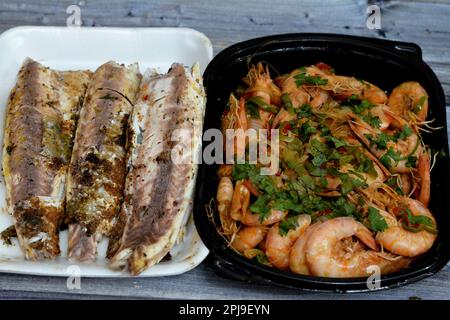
216;62;438;278
1;58;206;275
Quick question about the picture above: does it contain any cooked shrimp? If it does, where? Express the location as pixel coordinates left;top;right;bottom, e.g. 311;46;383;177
316;153;386;196
289;222;322;275
231;226;267;253
280;70;310;108
265;215;311;270
376;197;437;257
306;217;410;277
216;177;235;235
230;180;250;221
222;94;248;158
217;177;234;210
388;81;428;122
221;94;247;132
243;63;281;105
314;164;355;195
305;65;387;104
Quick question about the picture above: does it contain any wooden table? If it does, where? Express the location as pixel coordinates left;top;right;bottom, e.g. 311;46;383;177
0;0;449;299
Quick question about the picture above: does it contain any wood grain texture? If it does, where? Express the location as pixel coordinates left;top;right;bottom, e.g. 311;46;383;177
0;0;450;300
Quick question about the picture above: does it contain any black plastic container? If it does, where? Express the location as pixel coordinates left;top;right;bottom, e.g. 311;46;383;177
194;33;450;292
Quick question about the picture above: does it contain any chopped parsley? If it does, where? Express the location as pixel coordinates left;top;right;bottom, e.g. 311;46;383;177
326;136;347;148
232;164;278;194
340;172;367;195
343;97;374;114
379;148;403;168
281;93;295;114
305;161;327;177
361;113;381;129
400;208;437;234
385;176;404;195
364;132;389;150
353;99;373;114
355;155;378;177
298;121;317;140
392;125;413;142
327;167;368;195
249;195;271;221
300;175;316;190
406;155;418;168
319;177;329;187
283;149;306;175
251;250;271;266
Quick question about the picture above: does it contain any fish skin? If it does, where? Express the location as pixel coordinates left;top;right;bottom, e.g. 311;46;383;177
66;61;141;261
2;58;91;260
109;63;206;275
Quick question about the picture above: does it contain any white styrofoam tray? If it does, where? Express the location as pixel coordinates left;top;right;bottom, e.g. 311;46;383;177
0;26;212;277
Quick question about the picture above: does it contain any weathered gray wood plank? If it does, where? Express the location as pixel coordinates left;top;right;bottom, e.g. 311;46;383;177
0;0;450;300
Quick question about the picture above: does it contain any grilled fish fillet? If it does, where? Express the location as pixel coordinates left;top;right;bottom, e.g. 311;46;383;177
2;58;91;259
66;61;141;261
109;63;206;275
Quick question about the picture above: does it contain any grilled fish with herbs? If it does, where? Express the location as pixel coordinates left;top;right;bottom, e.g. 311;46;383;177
66;61;141;261
109;63;206;275
2;58;91;259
